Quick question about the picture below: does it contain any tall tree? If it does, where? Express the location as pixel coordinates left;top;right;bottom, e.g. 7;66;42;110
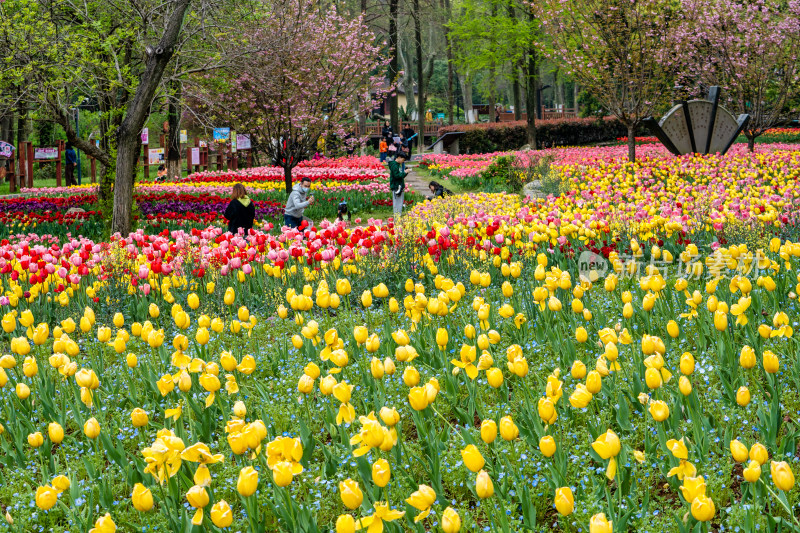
195;0;387;193
389;0;400;131
537;0;675;161
1;0;242;233
675;0;800;151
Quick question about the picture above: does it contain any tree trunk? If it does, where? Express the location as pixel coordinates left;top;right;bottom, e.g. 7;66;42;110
627;123;636;162
112;0;192;235
747;135;755;152
460;74;474;123
389;0;399;132
283;165;293;194
512;71;521;121
487;0;497;123
443;0;455;126
525;12;536;149
574;82;580;116
359;0;368;153
167;81;182;180
414;0;425;156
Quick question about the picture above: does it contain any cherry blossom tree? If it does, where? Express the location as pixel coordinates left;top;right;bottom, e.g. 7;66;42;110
193;0;387;193
674;0;800;151
535;0;677;161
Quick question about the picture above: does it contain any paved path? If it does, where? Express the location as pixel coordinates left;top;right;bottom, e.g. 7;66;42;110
404;163;430;196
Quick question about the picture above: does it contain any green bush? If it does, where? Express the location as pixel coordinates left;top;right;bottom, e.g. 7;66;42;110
438;117;646;153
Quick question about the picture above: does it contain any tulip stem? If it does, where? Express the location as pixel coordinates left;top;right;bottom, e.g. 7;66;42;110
762;481;800;532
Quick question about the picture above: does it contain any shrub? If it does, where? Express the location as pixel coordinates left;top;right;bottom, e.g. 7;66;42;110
438;117;645;153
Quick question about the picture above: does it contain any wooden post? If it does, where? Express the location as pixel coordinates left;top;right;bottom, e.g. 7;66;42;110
231;142;238;170
8;152;16;193
56;140;63;187
142;142;149;180
186;142;192;176
216;143;223;171
26;142;34;189
246;150;253;168
90;156;96;183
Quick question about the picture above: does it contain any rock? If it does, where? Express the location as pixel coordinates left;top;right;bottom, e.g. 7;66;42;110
522;180;548;200
66;208;86;215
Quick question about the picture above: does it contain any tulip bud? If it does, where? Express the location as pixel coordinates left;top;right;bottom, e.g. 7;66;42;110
48;422;64;444
461;444;485;472
481;419;497;444
442;507;461;533
771;461;795;491
131;408;149;427
690;494;715;522
743;460;762;483
750;442;769;465
83;417;100;439
371;458;391;487
539;435;556;458
237;466;259;497
589;513;613;533
554;487;574;515
736;386;750;406
499;416;518;441
339;479;363;510
475;470;494;499
132;483;154;511
336;514;356;533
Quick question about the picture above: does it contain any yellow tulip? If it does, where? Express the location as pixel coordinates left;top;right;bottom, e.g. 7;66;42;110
750;442;769;465
649;400;670;422
224;287;235;305
730;440;749;462
592;429;621;459
481;419;497;444
442;507;461;533
771;461;795;491
371;458;391;487
35;486;58;510
339;479;363;510
461;445;485;472
132;483;154;512
237;466;259;496
680;475;706;502
744;460;762;483
735;384;751;406
48;422;64;444
475;470;494;499
499;416;518;441
539;435;556;458
590;513;613;533
210;500;233;528
690;494;715;521
272;460;294;487
403;366;420;387
336;514;356;533
28;432;44;448
554;486;574;515
763;350;780;373
83;417;100;439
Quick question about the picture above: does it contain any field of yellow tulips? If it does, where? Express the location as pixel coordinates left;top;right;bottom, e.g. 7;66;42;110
3;145;800;532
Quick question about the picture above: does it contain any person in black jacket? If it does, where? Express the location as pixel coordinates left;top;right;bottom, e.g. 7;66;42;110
381;120;393;142
224;183;256;234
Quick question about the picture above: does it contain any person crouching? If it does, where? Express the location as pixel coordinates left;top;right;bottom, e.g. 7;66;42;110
284;177;315;229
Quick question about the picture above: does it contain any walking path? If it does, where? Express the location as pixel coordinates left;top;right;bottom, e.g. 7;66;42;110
403;163;430;196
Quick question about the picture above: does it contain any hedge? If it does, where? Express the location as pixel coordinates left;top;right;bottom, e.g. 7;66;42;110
437;117;644;153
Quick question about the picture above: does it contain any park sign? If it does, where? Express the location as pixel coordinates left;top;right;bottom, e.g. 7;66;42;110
644;86;749;156
0;141;13;158
236;134;251;151
213;127;231;141
34;147;59;160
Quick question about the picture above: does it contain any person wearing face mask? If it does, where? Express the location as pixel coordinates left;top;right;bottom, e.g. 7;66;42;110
284;177;315;229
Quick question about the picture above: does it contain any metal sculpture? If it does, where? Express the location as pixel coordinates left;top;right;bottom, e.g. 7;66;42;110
644;86;750;156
